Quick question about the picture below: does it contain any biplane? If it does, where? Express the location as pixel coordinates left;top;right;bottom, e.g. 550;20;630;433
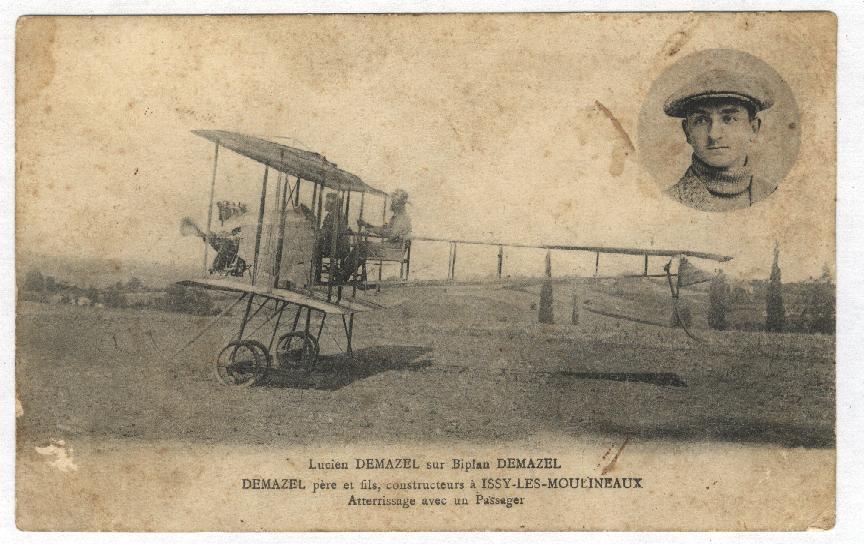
178;130;732;386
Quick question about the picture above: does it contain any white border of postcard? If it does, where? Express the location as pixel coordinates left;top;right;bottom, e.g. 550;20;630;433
1;1;862;543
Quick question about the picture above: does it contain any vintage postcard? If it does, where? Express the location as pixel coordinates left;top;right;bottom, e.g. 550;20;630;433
14;13;836;531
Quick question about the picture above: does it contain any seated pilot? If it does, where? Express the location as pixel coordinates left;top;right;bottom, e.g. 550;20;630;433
318;193;352;259
357;189;412;259
316;193;357;283
663;69;776;211
327;189;412;284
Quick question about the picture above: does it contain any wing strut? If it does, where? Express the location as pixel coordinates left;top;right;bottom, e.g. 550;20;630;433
251;166;269;286
273;169;289;288
377;193;389;291
203;142;220;276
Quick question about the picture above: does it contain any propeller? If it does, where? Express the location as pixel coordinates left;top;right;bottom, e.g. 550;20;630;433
180;217;205;238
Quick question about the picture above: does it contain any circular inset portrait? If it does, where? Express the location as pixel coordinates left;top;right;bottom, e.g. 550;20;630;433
638;49;799;212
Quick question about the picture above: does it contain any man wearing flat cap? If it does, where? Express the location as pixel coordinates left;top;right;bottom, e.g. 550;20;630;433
664;68;776;211
333;189;412;283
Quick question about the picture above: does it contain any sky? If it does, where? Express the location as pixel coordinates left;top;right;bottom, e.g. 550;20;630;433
15;14;836;281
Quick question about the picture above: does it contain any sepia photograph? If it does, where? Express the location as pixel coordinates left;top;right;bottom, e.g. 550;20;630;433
11;10;839;534
638;48;800;211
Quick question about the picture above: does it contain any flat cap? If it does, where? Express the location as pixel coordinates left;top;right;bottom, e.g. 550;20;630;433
391;189;409;204
663;68;775;117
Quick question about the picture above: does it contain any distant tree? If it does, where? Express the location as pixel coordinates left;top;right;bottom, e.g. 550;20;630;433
85;286;100;304
103;285;127;308
804;265;835;334
23;270;45;291
708;270;731;330
165;284;214;315
765;242;786;332
43;275;58;293
731;285;749;304
126;277;143;291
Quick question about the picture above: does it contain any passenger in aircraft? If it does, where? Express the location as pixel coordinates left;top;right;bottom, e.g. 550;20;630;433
181;201;248;276
335;189;412;283
357;189;412;251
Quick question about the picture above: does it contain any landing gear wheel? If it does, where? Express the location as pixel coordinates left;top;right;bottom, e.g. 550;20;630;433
276;332;320;370
214;339;270;386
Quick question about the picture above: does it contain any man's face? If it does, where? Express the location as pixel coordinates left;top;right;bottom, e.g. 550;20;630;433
682;100;760;169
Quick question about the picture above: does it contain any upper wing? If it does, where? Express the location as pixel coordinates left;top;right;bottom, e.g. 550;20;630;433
412;236;732;262
192;130;386;195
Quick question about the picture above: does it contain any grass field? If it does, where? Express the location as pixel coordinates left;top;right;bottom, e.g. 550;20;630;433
16;281;834;449
14;281;836;531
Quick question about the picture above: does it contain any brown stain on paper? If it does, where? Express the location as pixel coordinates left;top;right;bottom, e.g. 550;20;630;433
601;436;630;475
594;100;635;177
16;17;57;107
663;31;690;57
657;16;700;60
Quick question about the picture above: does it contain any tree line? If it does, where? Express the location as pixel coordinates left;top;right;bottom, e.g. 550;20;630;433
705;245;834;334
21;270;217;316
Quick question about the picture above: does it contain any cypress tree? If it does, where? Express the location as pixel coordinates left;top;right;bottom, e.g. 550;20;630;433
539;251;554;324
571;290;580;325
765;242;786;332
708;270;730;330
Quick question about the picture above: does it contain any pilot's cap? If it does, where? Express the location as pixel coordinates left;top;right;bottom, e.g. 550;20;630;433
663;68;775;117
391;189;409;205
